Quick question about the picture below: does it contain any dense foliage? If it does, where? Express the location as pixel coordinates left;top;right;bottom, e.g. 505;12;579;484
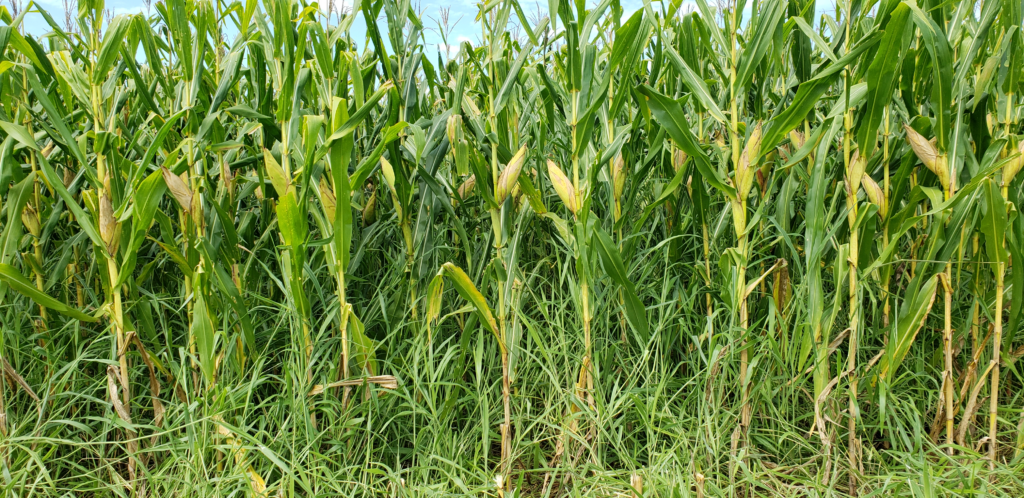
1;0;1023;495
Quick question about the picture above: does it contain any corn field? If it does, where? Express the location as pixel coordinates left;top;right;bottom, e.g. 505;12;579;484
0;0;1023;495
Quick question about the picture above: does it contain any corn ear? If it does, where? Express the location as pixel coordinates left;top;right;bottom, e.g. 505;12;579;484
736;122;762;200
904;124;952;191
20;204;40;237
846;150;867;195
861;174;887;219
612;154;627;201
496;146;527;204
456;174;477;204
162;167;194;213
547;159;578;214
1003;139;1024;185
362;191;377;226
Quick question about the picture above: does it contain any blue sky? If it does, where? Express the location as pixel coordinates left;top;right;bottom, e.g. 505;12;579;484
18;0;841;61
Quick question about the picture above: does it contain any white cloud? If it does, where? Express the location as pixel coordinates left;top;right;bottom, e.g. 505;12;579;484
113;6;146;15
437;43;460;59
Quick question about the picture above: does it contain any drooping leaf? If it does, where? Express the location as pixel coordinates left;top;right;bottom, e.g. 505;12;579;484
441;262;502;352
638;85;734;198
876;275;939;382
0;264;98;322
593;227;649;342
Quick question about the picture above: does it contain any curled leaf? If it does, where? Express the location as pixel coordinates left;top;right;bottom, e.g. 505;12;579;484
319;176;337;221
263;148;289;196
425;272;444;324
380;157;402;219
672;149;688;174
380;157;397;193
789;130;805;150
2;357;39;401
440;262;502;352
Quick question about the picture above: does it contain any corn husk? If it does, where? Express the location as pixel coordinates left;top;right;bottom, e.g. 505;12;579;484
612;153;627;200
547;159;578;214
861;174;888;219
736;122;763;200
496;145;527;204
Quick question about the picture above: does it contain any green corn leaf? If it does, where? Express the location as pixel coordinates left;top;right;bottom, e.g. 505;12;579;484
0;264;98;322
327;81;395;142
876;274;939;382
277;191;307;249
0;120;39;151
1007;216;1024;342
210;50;244;114
856;4;910;159
593;227;649;342
25;70;89;167
734;0;786;93
93;15;130;84
418;165;473;273
349;122;408;189
192;289;217;386
212;263;256;358
4;28;54;78
493;41;533;117
760;32;880;160
0;173;34;303
638;85;734;198
953;0;1001;94
153;237;194;280
115;170;167;287
906;1;952;151
441;262;502;352
608;9;649;74
693;0;728;52
127;109;188;193
36;153;106;255
621;153;688;235
664;44;727;125
225;104;272;120
979;179;1008;275
791;16;836;63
